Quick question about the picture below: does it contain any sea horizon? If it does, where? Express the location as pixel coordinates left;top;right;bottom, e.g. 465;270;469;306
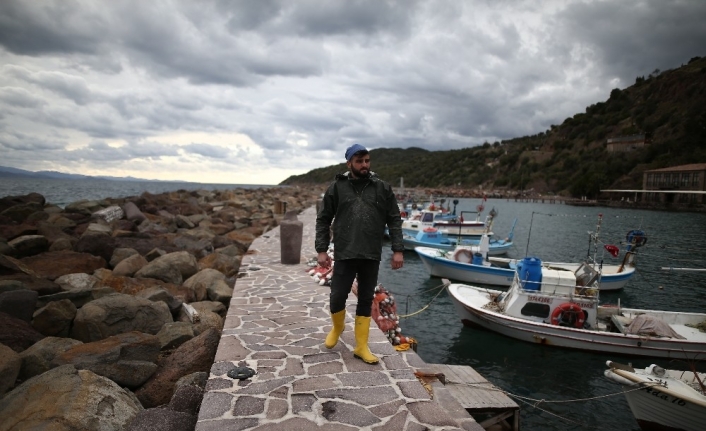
0;177;283;208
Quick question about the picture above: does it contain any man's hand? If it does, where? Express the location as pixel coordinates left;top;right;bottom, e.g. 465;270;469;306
317;251;331;268
391;251;404;270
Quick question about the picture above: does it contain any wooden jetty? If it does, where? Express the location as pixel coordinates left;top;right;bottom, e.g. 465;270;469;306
421;363;520;431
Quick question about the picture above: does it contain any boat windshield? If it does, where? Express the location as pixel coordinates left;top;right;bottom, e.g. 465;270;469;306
575;263;600;287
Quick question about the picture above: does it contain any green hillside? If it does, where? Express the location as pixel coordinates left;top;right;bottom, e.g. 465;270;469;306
281;56;706;198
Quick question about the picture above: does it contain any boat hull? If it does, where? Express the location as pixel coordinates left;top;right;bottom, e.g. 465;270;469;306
416;247;515;286
447;284;706;359
403;238;512;256
605;367;706;431
416;247;634;290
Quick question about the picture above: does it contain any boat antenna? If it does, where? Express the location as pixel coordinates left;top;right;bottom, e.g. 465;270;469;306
525;211;536;257
590;214;603;264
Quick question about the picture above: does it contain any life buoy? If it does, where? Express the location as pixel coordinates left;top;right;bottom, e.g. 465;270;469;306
453;248;474;263
423;227;437;233
550;303;585;329
400;211;407;218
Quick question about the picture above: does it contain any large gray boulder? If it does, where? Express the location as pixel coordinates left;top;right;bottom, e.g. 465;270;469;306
156;322;195;350
8;235;49;258
32;298;77;337
135;251;198;285
52;331;160;388
136;286;183;317
71;293;172;342
182;268;225;302
18;336;83;381
0;289;38;322
55;273;98;291
0;344;21;395
113;253;148;277
123;201;147;222
110;247;140;268
134;327;220;408
0;312;44;353
0;365;143;431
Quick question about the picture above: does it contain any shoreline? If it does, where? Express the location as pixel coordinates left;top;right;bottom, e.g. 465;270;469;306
0;185;325;430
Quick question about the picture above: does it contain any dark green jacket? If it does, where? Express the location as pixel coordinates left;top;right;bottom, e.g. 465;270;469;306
315;171;404;261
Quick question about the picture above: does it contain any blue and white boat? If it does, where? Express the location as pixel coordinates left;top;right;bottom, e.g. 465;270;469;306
416;218;644;291
403;219;516;256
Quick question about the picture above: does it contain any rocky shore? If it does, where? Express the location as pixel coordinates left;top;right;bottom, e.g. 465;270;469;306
0;185;324;431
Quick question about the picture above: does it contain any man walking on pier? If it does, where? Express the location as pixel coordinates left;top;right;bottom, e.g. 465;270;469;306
315;143;405;364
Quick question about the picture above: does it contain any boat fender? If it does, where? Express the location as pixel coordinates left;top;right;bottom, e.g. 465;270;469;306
550;303;586;329
453;248;474;263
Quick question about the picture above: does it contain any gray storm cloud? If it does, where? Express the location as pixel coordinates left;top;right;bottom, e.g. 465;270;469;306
0;0;704;183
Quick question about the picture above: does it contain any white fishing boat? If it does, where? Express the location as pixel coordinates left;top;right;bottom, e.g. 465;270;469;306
402;209;493;239
604;360;706;431
446;248;706;359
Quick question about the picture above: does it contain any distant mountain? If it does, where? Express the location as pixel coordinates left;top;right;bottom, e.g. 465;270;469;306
0;166;189;183
281;55;706;198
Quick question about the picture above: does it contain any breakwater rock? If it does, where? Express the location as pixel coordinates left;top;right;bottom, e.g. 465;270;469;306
0;185;323;431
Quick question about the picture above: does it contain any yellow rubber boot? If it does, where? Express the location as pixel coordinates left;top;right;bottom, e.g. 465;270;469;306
353;315;379;364
324;310;346;349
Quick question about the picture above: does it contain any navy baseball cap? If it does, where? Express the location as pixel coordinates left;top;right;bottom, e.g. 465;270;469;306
345;144;368;161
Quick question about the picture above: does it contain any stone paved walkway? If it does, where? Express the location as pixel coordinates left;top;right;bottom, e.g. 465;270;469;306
196;207;483;431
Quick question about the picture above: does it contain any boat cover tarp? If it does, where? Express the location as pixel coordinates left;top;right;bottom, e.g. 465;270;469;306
626;314;686;339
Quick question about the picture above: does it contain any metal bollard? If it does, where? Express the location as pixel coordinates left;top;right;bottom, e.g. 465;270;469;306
280;210;303;264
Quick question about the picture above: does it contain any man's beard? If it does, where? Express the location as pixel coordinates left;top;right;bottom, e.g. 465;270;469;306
350;166;370;178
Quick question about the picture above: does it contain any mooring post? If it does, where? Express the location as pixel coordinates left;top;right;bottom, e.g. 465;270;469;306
280;210;303;264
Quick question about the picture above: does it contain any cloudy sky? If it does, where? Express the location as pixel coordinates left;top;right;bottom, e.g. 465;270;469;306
1;0;704;185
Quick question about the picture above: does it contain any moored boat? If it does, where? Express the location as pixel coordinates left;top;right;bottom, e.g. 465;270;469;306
446;259;706;359
403;219;516;256
402;209;493;239
416;246;636;290
604;360;706;431
416;216;643;290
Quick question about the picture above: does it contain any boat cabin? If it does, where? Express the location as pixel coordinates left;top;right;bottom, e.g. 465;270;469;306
498;259;601;330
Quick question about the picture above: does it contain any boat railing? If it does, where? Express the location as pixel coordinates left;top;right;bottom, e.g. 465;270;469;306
514;275;599;300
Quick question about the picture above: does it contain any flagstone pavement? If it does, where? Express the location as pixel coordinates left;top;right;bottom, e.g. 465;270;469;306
196;206;484;431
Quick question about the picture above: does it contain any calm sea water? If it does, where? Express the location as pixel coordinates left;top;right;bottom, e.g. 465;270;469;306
0;178;275;208
379;199;706;431
4;180;706;430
